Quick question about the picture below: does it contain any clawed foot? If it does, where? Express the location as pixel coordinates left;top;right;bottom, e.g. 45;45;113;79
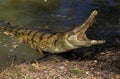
12;44;19;48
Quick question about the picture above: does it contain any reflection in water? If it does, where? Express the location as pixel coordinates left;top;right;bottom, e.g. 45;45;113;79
0;0;61;27
0;0;119;67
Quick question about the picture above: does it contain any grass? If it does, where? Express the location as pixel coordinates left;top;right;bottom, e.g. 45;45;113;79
69;67;86;75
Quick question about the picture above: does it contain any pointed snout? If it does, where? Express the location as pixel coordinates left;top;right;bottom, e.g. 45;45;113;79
90;40;106;45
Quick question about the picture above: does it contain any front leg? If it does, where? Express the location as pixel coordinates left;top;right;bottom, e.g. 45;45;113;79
36;46;45;58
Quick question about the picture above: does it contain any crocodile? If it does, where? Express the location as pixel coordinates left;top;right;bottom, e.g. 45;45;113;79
0;10;105;56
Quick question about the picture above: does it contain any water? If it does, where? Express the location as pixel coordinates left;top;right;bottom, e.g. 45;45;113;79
0;0;119;67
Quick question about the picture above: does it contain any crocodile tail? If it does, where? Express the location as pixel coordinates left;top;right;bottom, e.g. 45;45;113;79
0;20;10;29
0;19;18;31
0;19;25;36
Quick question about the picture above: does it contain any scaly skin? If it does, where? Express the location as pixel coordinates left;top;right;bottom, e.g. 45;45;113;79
0;10;105;55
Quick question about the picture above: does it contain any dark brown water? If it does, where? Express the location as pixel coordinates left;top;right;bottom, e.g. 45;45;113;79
0;0;119;67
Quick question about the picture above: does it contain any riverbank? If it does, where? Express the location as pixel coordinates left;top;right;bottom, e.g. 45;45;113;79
0;47;119;79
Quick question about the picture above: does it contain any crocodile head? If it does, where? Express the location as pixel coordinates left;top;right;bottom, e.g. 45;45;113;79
65;10;105;48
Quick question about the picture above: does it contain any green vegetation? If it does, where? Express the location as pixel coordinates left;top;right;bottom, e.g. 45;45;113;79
69;67;86;75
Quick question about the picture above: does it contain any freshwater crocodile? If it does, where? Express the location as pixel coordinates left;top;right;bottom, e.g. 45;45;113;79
0;10;105;56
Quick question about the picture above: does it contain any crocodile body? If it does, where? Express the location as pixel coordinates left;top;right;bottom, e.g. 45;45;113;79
0;10;105;56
